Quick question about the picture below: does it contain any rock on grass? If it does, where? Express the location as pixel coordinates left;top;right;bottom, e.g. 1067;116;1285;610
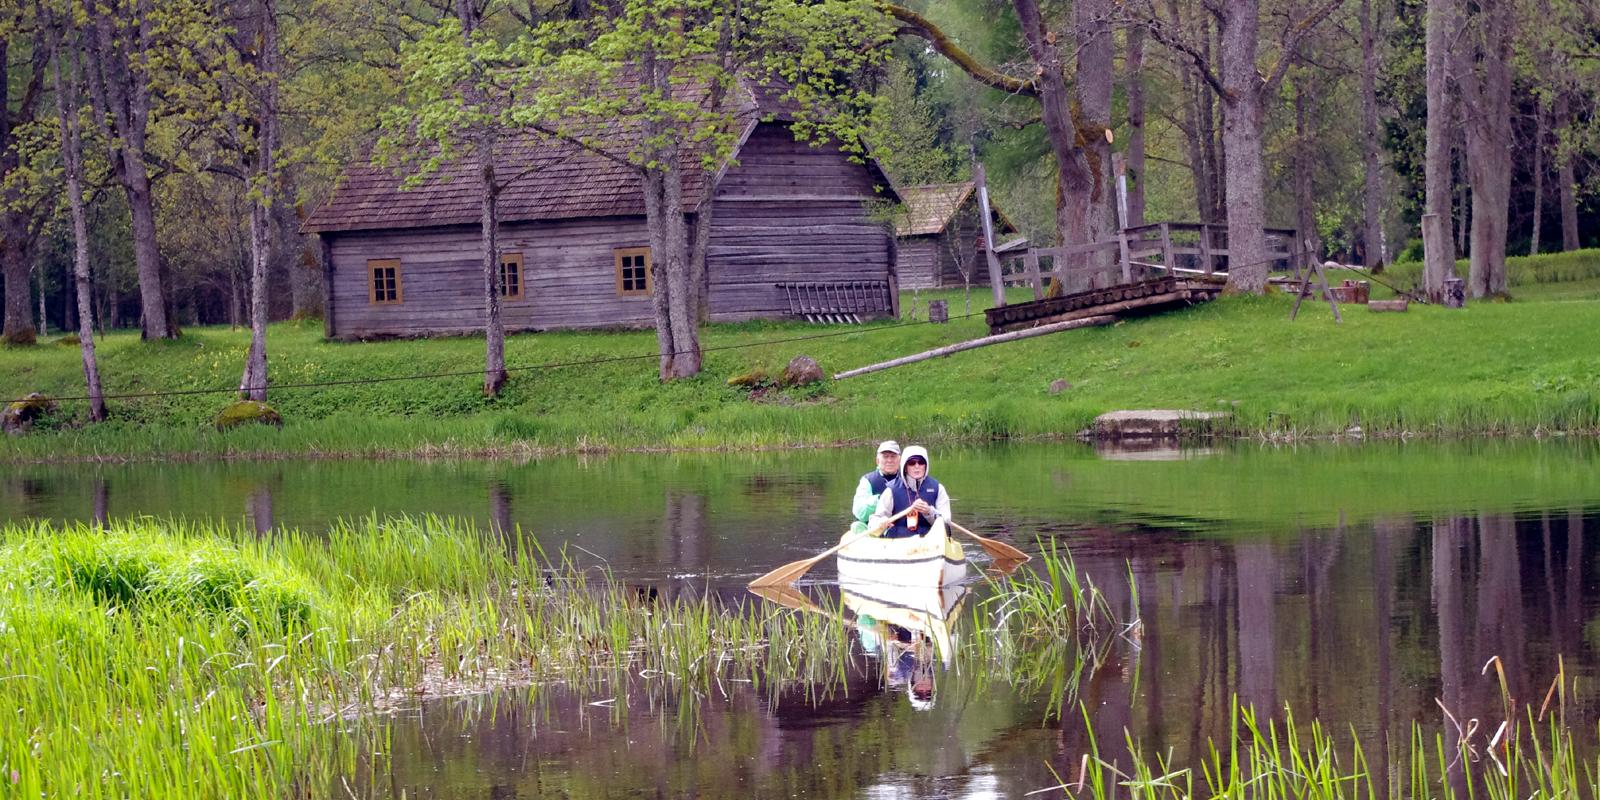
214;400;283;432
2;392;55;435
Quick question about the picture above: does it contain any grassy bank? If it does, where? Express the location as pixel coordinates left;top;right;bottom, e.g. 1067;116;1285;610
3;250;1598;461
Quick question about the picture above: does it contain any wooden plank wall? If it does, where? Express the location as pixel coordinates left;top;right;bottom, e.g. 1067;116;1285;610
895;238;940;290
323;122;896;338
704;123;893;320
325;217;658;339
936;199;990;288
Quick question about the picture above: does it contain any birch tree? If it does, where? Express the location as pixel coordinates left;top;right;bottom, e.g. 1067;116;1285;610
48;7;107;419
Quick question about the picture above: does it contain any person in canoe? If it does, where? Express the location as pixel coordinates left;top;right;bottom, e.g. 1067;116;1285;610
849;441;901;535
869;445;951;538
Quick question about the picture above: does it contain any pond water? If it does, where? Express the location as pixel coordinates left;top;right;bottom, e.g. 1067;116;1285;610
6;440;1600;798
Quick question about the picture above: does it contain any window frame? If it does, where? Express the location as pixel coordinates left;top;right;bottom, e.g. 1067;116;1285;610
614;247;652;296
368;258;403;305
498;252;526;301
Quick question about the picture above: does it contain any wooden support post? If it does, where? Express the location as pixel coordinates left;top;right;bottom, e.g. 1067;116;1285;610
1160;223;1175;276
975;163;1006;308
1289;254;1342;324
1113;155;1133;284
1026;252;1043;300
1198;224;1214;275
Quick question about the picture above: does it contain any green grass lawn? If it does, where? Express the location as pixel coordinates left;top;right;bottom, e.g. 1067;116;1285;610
3;252;1599;461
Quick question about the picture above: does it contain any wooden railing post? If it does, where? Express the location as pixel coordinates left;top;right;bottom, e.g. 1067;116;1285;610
1160;223;1174;275
1198;224;1214;275
1026;252;1043;299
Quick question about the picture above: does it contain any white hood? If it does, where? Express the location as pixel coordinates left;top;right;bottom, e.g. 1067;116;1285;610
898;445;930;481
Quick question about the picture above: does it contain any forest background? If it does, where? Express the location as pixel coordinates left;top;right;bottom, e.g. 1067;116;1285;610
1;0;1598;392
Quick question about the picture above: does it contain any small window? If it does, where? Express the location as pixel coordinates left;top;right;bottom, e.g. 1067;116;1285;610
498;253;525;300
615;247;652;296
369;259;402;304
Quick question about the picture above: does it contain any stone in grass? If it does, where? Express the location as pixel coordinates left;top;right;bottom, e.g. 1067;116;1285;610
2;392;55;435
214;400;283;432
781;355;824;387
1048;379;1073;395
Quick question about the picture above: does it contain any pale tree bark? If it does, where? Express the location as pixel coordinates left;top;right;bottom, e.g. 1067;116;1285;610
1144;0;1341;292
457;0;508;395
1530;101;1544;255
1553;93;1580;251
239;0;281;402
1453;0;1514;297
1014;0;1095;256
1125;27;1147;227
1422;0;1457;300
51;20;107;420
1358;0;1386;267
1077;0;1117;255
639;51;699;381
1293;75;1319;259
82;0;176;340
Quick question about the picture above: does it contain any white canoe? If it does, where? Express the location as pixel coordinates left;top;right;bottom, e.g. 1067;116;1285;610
836;517;968;589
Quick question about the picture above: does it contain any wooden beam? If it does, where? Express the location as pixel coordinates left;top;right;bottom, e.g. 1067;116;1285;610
833;315;1115;380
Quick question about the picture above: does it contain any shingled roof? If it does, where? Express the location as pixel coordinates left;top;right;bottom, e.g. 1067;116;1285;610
303;80;763;234
894;182;1019;238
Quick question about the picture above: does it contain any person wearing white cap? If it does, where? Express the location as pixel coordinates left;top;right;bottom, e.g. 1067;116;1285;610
869;445;951;538
849;441;901;534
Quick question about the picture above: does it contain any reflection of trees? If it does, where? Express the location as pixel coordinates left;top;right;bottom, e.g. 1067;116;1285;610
1234;542;1277;715
92;477;109;527
1432;515;1471;795
247;485;274;535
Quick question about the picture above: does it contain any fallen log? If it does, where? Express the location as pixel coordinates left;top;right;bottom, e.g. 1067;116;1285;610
833;314;1116;380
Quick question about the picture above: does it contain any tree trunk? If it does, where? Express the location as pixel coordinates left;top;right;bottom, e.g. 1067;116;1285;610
239;0;281;402
1125;27;1147;228
1530;102;1544;256
1455;0;1513;298
1;238;33;345
1219;0;1269;293
48;13;105;418
456;0;507;395
1359;0;1386;267
1422;0;1456;301
84;1;175;340
1554;93;1580;251
0;34;47;346
1076;0;1116;258
1014;0;1094;256
1294;76;1319;260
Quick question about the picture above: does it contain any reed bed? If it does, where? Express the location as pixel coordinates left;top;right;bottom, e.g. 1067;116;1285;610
0;515;865;798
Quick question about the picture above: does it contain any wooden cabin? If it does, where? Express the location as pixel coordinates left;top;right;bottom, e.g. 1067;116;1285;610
893;182;1023;290
302;118;900;339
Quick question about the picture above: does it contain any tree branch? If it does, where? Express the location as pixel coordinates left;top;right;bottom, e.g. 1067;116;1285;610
884;4;1038;98
1262;0;1347;96
1139;17;1226;96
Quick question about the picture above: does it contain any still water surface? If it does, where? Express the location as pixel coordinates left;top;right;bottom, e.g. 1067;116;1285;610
6;440;1599;798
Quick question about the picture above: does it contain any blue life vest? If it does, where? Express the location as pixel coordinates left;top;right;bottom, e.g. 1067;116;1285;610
862;470;890;495
884;476;942;539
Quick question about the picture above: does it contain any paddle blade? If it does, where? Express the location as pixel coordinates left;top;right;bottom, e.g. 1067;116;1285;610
975;537;1030;563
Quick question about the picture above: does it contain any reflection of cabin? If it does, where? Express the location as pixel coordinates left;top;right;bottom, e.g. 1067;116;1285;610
893;182;1023;290
302;119;901;339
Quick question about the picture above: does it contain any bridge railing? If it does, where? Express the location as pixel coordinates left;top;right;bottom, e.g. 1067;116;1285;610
994;222;1310;305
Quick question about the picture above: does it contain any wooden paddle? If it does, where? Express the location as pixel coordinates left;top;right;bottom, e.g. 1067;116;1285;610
747;507;915;589
938;515;1031;563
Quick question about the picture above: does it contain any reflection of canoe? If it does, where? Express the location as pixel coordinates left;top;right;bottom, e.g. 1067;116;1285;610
841;580;969;668
837;517;968;589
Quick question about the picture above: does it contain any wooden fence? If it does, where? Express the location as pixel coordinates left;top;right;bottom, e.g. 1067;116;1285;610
776;280;893;324
995;222;1309;303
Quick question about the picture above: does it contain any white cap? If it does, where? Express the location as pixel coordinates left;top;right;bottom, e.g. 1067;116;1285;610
877;440;901;455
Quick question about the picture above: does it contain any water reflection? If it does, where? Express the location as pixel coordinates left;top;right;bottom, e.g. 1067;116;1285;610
4;442;1600;797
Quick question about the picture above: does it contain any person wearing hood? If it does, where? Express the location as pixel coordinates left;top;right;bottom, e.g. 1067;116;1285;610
849;441;901;534
869;445;951;538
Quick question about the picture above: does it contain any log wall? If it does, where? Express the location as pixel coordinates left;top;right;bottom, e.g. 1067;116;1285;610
322;122;896;339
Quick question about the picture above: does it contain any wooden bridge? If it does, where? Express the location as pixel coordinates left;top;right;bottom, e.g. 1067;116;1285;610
983;222;1309;334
